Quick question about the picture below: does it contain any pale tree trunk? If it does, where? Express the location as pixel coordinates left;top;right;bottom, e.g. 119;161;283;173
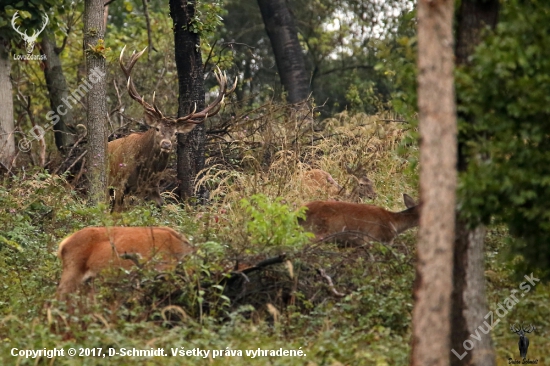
0;35;16;169
256;0;309;104
41;30;75;152
169;0;206;202
411;0;457;365
84;0;108;204
451;1;499;365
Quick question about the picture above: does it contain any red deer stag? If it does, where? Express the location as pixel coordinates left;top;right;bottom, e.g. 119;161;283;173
109;46;237;211
56;226;194;297
300;194;419;246
302;167;376;201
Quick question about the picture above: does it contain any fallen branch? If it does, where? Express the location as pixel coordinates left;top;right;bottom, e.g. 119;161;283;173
222;253;288;287
62;150;87;176
317;268;345;298
378;119;408;123
241;253;287;274
52;125;88;175
71;157;86;187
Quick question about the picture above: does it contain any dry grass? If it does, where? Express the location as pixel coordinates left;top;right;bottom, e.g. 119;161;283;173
166;107;421;315
200;106;418;212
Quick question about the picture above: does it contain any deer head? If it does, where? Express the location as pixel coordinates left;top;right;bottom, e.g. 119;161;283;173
119;45;237;152
510;323;535;337
11;12;49;54
346;165;377;200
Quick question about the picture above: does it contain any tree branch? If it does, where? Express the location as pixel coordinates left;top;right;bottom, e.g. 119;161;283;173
319;64;374;76
141;0;155;59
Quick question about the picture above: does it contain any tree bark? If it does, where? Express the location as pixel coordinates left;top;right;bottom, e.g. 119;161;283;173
455;0;499;68
455;0;499;172
451;1;499;365
84;0;108;204
169;0;206;202
0;35;15;169
451;223;494;365
411;0;456;365
256;0;309;104
41;30;75;152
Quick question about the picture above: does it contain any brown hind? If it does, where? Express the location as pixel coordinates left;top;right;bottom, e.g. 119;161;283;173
300;194;419;246
56;226;194;297
301;168;377;202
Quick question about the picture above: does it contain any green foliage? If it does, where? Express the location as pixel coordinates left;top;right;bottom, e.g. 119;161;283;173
189;1;225;38
221;0;415;115
457;0;550;278
239;194;312;252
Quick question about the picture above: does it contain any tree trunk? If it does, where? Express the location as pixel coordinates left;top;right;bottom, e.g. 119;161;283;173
455;0;499;68
455;0;499;172
84;0;108;204
41;30;75;152
0;35;15;170
256;0;309;104
451;1;499;365
411;0;456;365
169;0;206;202
451;223;494;365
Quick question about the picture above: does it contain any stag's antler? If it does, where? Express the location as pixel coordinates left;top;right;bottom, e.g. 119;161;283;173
522;324;535;333
510;324;521;333
120;45;236;127
175;67;238;125
33;13;49;40
119;46;165;122
11;12;28;39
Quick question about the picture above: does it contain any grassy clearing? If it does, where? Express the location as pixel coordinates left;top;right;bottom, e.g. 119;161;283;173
0;110;548;365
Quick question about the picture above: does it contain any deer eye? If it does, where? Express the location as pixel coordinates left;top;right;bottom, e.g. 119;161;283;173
155;127;160;132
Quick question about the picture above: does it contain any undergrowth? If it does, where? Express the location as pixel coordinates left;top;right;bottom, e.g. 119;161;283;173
0;110;548;365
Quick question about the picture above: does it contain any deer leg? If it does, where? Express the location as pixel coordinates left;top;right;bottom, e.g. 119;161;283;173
57;265;85;299
146;187;163;208
112;189;124;212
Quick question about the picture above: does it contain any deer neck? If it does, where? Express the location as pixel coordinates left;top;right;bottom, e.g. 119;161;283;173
137;128;170;171
389;206;419;234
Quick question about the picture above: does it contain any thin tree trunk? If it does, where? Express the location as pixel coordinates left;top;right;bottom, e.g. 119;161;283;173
0;35;16;169
169;0;206;202
411;0;457;365
84;0;108;204
451;1;499;365
256;0;309;104
41;30;75;152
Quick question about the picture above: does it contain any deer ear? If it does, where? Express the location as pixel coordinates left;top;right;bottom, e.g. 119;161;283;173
143;112;160;128
403;194;416;208
176;123;197;134
360;176;373;185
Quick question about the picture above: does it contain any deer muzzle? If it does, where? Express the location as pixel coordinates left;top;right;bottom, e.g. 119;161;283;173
160;140;172;151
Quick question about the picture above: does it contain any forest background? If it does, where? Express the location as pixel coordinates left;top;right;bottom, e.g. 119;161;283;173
1;0;550;364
